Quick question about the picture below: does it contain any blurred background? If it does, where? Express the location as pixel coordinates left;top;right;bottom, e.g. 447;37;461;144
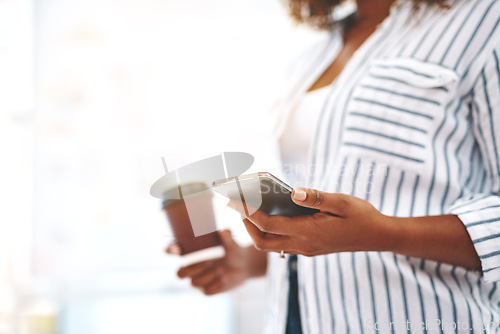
0;0;323;333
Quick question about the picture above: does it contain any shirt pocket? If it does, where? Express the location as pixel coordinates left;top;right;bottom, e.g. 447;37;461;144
340;57;459;171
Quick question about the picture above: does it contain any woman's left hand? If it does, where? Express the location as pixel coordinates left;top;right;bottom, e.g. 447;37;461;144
227;187;396;257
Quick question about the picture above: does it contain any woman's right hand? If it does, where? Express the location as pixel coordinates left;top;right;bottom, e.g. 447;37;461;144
166;230;260;295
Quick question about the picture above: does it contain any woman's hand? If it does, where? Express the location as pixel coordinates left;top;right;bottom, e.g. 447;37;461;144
166;230;267;295
227;187;481;271
227;187;394;257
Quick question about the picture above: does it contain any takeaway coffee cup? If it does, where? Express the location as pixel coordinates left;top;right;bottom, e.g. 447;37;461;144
162;183;224;266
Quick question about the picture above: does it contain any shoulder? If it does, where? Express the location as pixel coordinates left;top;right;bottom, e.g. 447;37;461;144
441;0;500;34
418;0;500;84
454;0;500;82
457;0;500;26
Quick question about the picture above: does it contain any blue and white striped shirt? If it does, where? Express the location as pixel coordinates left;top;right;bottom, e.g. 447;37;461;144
265;0;500;333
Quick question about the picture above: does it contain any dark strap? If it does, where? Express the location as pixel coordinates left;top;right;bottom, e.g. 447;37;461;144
285;255;303;334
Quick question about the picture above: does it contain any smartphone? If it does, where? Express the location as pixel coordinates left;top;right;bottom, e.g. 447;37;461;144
211;172;319;217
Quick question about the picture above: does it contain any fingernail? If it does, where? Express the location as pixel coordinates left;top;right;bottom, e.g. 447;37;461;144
293;189;307;201
168;244;182;255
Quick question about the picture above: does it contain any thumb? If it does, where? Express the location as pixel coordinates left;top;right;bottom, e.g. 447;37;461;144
217;229;238;249
291;187;347;216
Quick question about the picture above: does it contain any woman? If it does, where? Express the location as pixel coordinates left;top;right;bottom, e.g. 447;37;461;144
169;0;500;333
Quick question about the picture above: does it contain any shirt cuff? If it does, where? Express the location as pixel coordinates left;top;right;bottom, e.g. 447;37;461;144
449;194;500;283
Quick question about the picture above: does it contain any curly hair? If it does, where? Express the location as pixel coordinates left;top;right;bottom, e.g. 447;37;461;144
282;0;449;30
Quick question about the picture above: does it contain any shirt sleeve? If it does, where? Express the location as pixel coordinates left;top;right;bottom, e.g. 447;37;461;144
448;45;500;283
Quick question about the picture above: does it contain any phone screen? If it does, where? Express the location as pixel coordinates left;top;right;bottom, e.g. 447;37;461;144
211;172;319;217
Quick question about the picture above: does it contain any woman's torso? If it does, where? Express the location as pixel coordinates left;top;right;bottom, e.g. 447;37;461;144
266;0;500;333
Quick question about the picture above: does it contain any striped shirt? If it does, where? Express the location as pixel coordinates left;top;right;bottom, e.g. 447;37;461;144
265;0;500;333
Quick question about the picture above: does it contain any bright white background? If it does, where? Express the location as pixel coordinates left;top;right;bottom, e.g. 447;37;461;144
0;0;323;333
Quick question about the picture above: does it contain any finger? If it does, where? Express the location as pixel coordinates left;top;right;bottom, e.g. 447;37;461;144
217;229;238;249
226;199;257;217
165;243;182;255
178;260;214;279
203;279;224;295
245;209;306;235
191;268;219;288
242;218;291;252
228;199;309;236
291;188;348;216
